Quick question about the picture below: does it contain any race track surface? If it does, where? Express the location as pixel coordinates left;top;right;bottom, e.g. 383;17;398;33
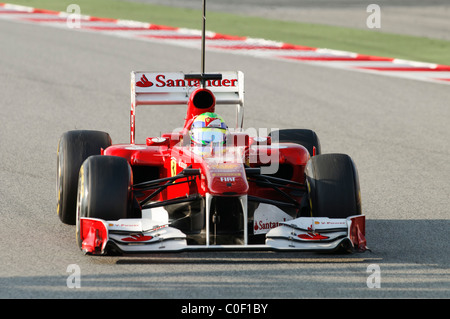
0;14;449;299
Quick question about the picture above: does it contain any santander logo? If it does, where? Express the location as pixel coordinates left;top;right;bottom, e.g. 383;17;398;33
136;74;153;87
136;74;238;88
254;219;286;232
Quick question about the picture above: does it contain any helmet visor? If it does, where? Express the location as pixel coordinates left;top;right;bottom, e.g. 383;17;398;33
191;128;226;145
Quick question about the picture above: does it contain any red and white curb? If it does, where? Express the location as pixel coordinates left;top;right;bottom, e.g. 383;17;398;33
1;3;449;85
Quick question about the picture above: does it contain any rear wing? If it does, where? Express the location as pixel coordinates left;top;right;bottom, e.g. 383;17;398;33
130;71;244;144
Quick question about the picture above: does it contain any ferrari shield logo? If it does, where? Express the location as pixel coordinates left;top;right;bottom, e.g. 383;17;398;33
171;158;177;177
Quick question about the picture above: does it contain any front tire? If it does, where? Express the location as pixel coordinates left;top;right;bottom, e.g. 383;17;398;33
305;153;361;218
57;130;111;225
76;155;133;220
76;155;133;252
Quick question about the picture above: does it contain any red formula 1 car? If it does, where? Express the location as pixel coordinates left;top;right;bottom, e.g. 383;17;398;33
56;70;367;255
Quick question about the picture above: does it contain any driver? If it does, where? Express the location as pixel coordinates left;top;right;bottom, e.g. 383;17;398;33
189;112;227;156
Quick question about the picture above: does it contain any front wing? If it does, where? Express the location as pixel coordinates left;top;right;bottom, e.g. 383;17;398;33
78;215;367;255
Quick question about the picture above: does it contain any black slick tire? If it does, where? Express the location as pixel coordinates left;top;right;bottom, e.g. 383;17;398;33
305;153;361;218
76;155;133;252
76;155;132;221
56;130;111;225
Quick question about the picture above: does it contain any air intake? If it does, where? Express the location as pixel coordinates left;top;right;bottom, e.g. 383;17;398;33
189;88;216;109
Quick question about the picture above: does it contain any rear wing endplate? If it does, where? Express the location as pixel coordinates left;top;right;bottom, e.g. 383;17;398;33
130;71;244;143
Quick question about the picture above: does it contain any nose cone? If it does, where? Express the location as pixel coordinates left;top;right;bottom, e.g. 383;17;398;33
203;161;248;196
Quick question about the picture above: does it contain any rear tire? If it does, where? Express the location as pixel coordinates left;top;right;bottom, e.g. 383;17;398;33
270;129;321;156
305;153;361;218
57;130;111;225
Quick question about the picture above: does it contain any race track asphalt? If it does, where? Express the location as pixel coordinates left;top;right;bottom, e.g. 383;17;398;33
0;16;449;299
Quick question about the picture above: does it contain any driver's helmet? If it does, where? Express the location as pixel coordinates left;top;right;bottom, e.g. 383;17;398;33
190;112;227;146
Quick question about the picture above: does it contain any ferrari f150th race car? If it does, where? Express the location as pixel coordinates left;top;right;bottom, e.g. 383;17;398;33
56;2;367;256
56;70;367;255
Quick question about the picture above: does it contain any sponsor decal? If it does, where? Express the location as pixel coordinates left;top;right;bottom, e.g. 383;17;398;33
212;172;242;177
205;117;219;127
148;225;168;232
136;74;238;88
121;234;153;242
124;145;146;150
297;233;329;240
136;74;152;87
253;203;293;234
108;223;140;228
254;219;287;233
208;162;242;172
297;226;329;241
